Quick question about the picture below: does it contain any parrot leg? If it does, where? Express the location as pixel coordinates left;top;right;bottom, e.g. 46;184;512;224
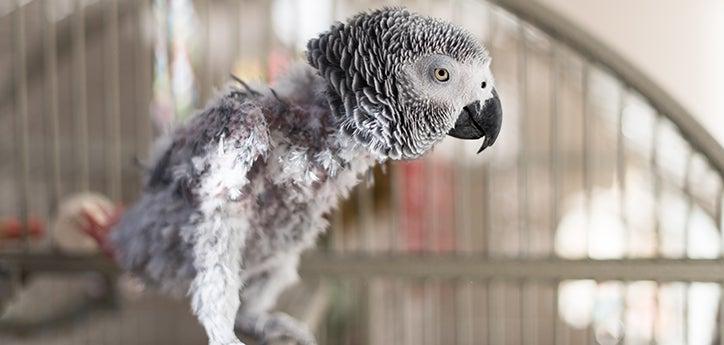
189;217;247;345
235;255;316;345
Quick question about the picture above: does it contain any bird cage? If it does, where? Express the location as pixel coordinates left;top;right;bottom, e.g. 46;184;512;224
1;0;723;344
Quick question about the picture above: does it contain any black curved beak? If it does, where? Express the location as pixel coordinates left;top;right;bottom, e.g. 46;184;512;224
447;89;502;153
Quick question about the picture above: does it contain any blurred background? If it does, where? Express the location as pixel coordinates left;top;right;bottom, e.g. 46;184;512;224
1;0;723;344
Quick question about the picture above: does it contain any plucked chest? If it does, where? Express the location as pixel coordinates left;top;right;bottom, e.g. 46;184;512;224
239;103;380;263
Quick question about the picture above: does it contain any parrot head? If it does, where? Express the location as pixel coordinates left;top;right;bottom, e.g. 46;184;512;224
307;7;502;160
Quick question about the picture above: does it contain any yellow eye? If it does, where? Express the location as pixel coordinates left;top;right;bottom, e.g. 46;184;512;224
433;68;450;82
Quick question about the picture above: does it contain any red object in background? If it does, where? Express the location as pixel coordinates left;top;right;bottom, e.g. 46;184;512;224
267;49;292;83
399;159;457;253
428;161;456;253
78;206;123;259
0;218;44;241
400;161;427;252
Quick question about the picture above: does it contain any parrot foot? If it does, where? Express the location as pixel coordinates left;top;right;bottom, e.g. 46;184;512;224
236;311;317;345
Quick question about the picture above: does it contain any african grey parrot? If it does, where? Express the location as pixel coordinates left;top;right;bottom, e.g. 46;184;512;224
93;7;502;345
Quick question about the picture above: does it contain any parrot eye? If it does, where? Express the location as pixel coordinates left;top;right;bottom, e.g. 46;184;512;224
433;68;450;82
481;81;487;89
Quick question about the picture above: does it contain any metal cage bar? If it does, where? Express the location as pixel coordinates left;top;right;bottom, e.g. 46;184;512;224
42;0;62;246
72;0;90;192
104;0;122;201
12;0;31;251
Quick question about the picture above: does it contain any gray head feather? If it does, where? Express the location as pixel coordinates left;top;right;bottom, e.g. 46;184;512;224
307;7;490;159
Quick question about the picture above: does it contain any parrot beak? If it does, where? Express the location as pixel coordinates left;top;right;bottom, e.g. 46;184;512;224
447;89;502;153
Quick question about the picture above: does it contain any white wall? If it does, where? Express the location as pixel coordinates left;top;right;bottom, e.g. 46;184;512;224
538;0;724;145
